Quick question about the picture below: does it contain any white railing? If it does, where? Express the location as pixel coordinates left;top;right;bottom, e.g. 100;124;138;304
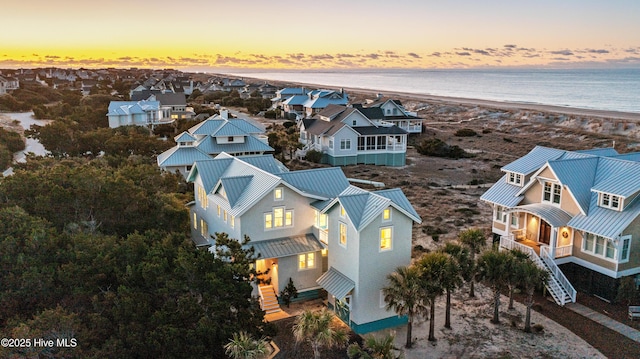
500;236;576;306
556;245;572;258
540;246;577;303
257;285;265;309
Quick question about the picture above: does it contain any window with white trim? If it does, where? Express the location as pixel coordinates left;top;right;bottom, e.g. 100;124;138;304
230;216;235;228
223;210;228;223
200;219;208;237
315;211;328;230
598;193;622;210
193;212;197;229
621;236;631;262
329;139;334;149
582;232;616;260
217;205;221;217
495;205;507;223
380;226;393;251
507;172;523;186
340;205;346;218
339;222;347;247
264;207;294;229
510;213;519;228
542;181;561;205
382;208;392;222
197;185;208;209
340;139;351;150
298;252;315;270
274;187;283;201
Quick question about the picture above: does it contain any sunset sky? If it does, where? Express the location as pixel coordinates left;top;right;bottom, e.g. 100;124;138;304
2;0;639;70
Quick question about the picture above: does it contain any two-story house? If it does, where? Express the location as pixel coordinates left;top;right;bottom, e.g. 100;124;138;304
356;97;424;133
299;104;408;167
301;89;349;118
107;99;174;129
187;152;421;333
481;146;640;302
157;110;274;177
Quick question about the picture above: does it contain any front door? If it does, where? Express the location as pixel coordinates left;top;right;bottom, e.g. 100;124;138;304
540;221;551;245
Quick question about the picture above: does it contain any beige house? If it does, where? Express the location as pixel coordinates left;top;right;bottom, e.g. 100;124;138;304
482;146;640;302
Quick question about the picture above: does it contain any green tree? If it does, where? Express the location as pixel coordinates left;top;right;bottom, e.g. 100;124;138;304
280;278;298;308
382;266;428;348
292;309;348;359
518;259;549;332
507;249;530;309
477;250;513;324
439;243;470;329
458;228;487;298
416;252;448;341
347;333;403;359
224;331;270;359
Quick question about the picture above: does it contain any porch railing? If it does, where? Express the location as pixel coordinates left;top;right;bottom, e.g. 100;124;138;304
540;246;577;303
257;285;265;309
499;236;576;306
555;245;572;258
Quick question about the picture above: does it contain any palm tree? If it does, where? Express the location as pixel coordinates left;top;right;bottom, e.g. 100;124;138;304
347;333;403;359
224;331;270;359
518;259;549;332
416;252;449;341
382;266;428;348
507;249;530;310
477;250;513;324
458;228;487;298
439;243;470;329
292;308;348;359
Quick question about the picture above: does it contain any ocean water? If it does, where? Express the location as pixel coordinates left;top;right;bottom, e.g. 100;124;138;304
222;68;640;113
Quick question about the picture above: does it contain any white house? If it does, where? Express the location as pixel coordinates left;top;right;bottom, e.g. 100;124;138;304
187;153;421;333
107;100;174;129
481;146;640;303
356;98;423;133
299;104;408;166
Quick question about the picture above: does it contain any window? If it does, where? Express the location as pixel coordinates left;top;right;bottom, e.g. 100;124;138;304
380;227;392;251
542;182;561;205
228;136;234;142
352;120;357;126
223;210;228;223
197;185;208;209
265;207;293;229
230;216;235;228
193;212;197;229
621;236;631;262
315;211;328;230
376;136;386;150
382;208;391;221
339;222;347;247
340;139;351;150
510;214;519;228
583;232;617;261
507;172;522;185
274;187;283;201
200;219;208;237
298;252;315;270
495;206;506;223
599;193;622;210
217;205;221;217
357;137;365;151
329;139;334;149
340;205;346;218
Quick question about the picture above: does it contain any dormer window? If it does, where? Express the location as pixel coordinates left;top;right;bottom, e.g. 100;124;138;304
598;193;621;210
228;136;234;142
507;172;523;186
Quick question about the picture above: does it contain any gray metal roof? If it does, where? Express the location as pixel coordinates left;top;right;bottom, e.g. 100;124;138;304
196;135;274;155
188;158;234;193
246;233;323;259
591;157;640;198
280;167;351;199
548;157;599;213
220;175;254;208
157;146;211;167
317;267;355;300
507;203;573;228
375;188;422;223
569;193;640;239
241;155;289;174
501;146;566;174
480;174;524;207
340;192;390;231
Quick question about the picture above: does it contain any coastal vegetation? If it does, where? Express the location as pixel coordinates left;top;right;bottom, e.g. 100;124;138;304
0;127;25;169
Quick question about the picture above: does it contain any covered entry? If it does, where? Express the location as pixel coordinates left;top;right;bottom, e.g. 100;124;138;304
506;203;573;258
317;267;355;325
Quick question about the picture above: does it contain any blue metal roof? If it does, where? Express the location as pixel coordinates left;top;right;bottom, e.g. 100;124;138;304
317;267;355;300
228;119;264;134
212;122;248;137
246;233;323;259
507;203;573;228
591;157;640;198
569;193;640;239
547;157;599;213
501;146;567;174
480;174;524;207
375;188;422;223
575;147;619;157
196;135;274;155
241;155;289;174
220;175;254;208
174;131;196;142
189;119;225;135
280;167;350;199
188;158;234;192
157;146;212;167
339;193;388;230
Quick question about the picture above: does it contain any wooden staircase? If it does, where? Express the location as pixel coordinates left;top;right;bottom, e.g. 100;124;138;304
259;285;282;314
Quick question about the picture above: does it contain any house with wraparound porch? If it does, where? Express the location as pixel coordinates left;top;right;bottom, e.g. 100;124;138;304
481;145;640;302
187;152;421;333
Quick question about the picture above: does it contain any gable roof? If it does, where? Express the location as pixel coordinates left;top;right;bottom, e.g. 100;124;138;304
219;175;255;208
174;131;196;142
156;146;211;167
279;167;350;199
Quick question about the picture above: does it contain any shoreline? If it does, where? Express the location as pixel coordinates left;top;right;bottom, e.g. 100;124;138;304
231;74;640;121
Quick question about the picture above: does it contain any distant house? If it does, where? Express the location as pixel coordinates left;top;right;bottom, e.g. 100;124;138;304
356;97;423;133
481;146;640;303
272;87;308;110
151;93;194;120
107;99;173;128
188;152;421;333
0;76;19;93
299;104;408;166
156;110;273;177
302;89;349;118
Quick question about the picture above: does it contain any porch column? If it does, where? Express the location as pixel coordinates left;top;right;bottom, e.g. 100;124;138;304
549;227;558;259
505;212;512;238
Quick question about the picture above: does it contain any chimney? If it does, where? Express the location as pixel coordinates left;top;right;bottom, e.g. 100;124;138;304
220;109;229;120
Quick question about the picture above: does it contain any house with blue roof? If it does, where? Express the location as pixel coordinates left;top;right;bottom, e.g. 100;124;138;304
299;104;408;167
481;145;640;302
157;110;274;177
355;97;424;134
107;99;174;128
187;152;421;334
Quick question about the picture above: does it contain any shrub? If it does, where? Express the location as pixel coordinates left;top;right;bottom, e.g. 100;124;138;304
416;138;469;159
264;110;277;119
482;128;492;134
454;128;477;137
305;149;322;163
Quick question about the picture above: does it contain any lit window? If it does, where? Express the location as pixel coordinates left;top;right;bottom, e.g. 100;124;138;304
274;187;283;200
198;186;208;209
382;208;391;221
217;205;221;217
339;223;347;247
265;213;273;229
223;210;228;223
230;216;235;228
285;210;293;226
274;208;284;227
340;205;346;218
193;212;197;229
380;227;392;251
200;219;208;237
298;253;315;270
318;213;328;229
